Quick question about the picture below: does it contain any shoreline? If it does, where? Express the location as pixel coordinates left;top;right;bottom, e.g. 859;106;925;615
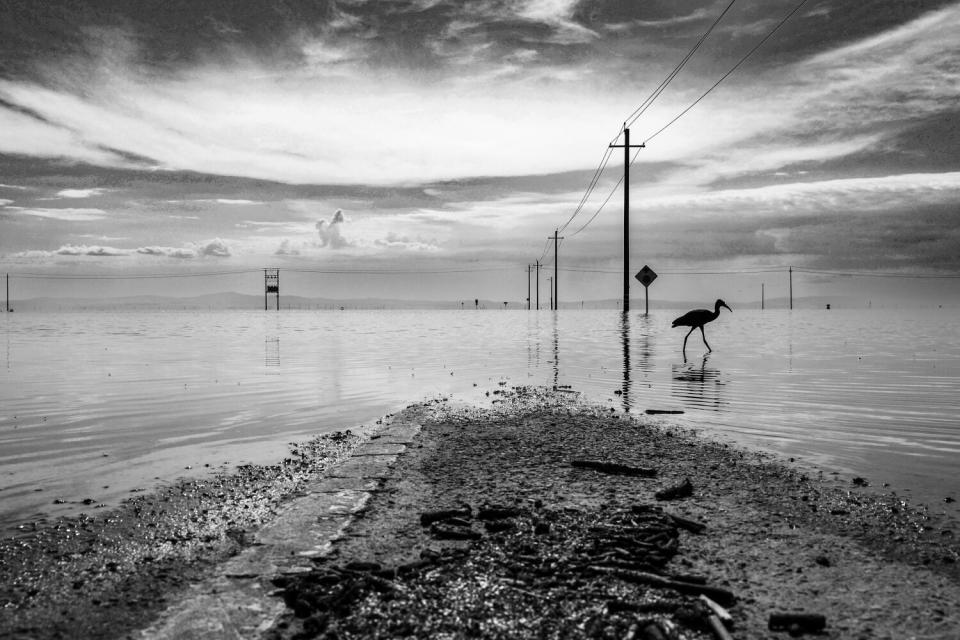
2;388;959;638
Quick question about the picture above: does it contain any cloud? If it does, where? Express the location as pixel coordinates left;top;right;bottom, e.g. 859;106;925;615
55;244;130;256
197;238;231;257
274;239;300;255
56;188;109;198
316;209;351;248
136;246;196;259
0;199;12;206
2;206;107;221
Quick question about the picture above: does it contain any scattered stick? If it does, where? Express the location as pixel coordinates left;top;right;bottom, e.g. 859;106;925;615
420;506;472;526
572;460;657;477
655;478;693;501
768;613;826;634
706;613;735;640
644;410;685;415
666;512;707;534
589;566;736;607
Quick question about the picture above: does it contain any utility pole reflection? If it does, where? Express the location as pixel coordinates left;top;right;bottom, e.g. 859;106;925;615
620;312;631;412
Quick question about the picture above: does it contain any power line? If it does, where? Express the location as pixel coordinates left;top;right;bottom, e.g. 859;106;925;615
10;269;260;280
642;0;812;146
623;0;738;130
554;2;739;240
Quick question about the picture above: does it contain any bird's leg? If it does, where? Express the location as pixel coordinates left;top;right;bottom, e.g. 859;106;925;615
700;326;712;352
683;327;694;358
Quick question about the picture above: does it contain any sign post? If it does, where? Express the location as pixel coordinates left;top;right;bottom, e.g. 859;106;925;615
634;265;657;316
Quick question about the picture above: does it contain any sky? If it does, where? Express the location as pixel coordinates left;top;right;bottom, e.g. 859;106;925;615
1;0;959;306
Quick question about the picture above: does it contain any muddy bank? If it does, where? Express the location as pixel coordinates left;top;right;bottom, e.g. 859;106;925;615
271;388;960;639
0;429;365;640
3;387;959;639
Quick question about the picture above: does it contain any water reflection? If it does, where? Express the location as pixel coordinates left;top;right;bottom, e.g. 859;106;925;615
264;337;280;371
551;312;559;388
671;353;726;411
620;312;631;412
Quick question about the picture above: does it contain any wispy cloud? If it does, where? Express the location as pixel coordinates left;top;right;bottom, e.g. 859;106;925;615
56;188;110;198
2;206;107;221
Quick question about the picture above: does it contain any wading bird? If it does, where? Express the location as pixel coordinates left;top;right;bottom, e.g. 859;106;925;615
672;299;732;356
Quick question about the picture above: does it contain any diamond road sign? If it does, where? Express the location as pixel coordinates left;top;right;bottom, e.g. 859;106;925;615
635;265;657;287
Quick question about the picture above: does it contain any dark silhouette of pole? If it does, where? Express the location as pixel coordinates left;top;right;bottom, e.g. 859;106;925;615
549;230;563;311
609;127;644;313
536;260;541;310
5;273;8;312
761;283;765;310
789;266;793;310
527;264;531;310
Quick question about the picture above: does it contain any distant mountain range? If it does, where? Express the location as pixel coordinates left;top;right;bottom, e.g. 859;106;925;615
6;292;870;312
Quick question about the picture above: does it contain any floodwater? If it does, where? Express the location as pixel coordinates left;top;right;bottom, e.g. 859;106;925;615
2;308;959;530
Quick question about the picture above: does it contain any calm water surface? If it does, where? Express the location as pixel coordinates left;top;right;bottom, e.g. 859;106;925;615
2;308;959;529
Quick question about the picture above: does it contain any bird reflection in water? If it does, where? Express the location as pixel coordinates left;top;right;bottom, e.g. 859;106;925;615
671;353;725;411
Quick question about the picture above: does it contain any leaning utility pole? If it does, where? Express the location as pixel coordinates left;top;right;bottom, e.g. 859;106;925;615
549;229;563;311
609;127;644;313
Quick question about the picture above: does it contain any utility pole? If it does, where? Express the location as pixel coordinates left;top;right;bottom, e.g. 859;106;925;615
5;273;8;312
789;266;793;310
609;127;644;313
536;260;541;310
527;264;531;310
761;283;765;310
549;229;563;311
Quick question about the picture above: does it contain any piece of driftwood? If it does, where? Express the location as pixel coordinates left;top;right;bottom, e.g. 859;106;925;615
644;409;685;415
477;506;525;520
706;613;735;640
589;566;736;607
699;594;733;625
420;506;472;526
666;512;707;533
571;459;657;477
655;478;693;501
429;523;482;540
768;613;826;633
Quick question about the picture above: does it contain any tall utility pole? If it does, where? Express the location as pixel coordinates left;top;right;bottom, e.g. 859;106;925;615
527;264;532;310
789;266;793;310
549;229;563;311
535;260;541;310
609;127;644;313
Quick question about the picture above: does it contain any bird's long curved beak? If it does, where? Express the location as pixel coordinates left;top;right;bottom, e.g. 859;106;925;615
723;303;732;312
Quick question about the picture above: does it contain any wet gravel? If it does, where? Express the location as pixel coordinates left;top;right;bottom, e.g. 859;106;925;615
0;430;362;640
3;386;959;639
269;387;960;639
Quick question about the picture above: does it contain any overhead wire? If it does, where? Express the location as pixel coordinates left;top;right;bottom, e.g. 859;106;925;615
642;0;812;146
556;1;739;241
623;0;738;130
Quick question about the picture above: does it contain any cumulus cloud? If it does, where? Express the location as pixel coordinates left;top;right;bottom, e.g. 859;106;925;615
315;209;351;249
274;239;300;255
197;238;231;257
